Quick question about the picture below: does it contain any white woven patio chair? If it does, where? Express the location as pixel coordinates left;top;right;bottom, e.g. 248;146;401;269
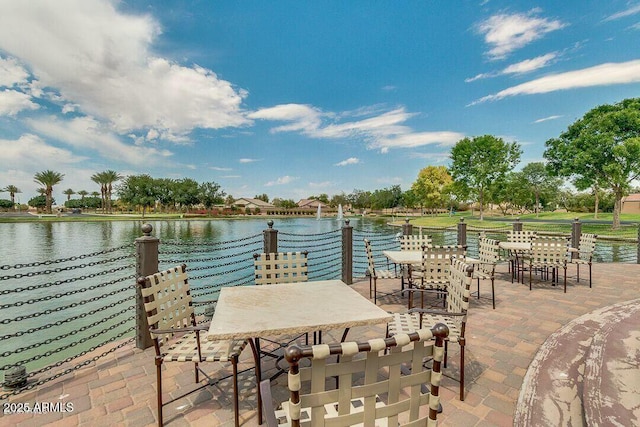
137;264;260;427
260;324;449;427
388;258;474;401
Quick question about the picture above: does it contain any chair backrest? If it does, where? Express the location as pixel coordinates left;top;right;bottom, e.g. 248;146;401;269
421;245;467;285
283;325;449;427
578;233;597;259
530;236;569;266
400;234;432;251
445;258;474;323
363;238;377;275
254;251;309;285
137;264;194;344
476;237;500;274
507;230;537;243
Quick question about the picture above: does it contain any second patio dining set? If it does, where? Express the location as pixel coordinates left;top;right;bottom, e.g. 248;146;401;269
135;229;597;426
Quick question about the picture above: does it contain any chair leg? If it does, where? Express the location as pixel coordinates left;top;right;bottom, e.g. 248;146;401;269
477;278;480;300
589;262;592;288
248;339;262;425
459;342;465;401
563;267;567;293
443;341;448;368
491;278;495;309
373;276;377;304
577;263;580;282
232;357;239;427
194;361;199;383
156;360;163;427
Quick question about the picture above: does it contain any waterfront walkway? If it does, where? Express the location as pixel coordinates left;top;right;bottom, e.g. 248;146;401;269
3;262;640;426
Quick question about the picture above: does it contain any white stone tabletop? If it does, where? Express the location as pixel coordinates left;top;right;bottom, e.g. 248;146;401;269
207;280;392;340
383;250;421;264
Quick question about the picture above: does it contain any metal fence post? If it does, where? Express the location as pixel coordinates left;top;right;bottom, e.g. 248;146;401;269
513;218;523;232
571;218;581;259
264;220;278;253
457;217;467;246
402;218;413;236
135;223;158;350
342;219;353;285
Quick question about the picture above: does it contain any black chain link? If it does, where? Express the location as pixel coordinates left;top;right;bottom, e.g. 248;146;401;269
0;281;133;324
0;265;134;295
1;308;133;356
1;317;134;369
160;239;262;255
0;255;133;281
279;229;341;237
0;297;134;340
0;244;133;271
161;246;261;264
0;274;134;309
161;233;262;247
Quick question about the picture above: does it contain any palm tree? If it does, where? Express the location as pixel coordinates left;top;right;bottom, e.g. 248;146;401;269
91;172;108;212
63;188;75;202
34;170;64;214
2;185;21;207
102;170;122;213
77;190;88;200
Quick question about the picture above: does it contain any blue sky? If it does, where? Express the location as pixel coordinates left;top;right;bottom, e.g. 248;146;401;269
2;1;640;203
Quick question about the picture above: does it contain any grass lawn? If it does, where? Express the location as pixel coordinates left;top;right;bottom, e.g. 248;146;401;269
389;211;640;240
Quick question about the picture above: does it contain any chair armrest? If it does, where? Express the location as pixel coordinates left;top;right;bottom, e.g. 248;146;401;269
149;326;208;335
408;308;465;317
260;379;279;427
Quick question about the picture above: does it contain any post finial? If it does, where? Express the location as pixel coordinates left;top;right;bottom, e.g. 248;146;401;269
267;220;274;229
141;223;152;236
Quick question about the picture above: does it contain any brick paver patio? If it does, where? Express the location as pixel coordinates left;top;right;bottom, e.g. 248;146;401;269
3;262;639;426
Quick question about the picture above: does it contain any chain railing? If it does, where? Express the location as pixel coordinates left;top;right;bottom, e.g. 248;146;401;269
0;243;136;399
2;217;639;399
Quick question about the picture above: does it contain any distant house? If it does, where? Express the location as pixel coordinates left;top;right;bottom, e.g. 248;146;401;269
233;198;274;210
297;199;328;209
621;193;640;214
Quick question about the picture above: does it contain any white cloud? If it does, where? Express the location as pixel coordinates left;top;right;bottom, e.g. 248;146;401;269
0;0;249;140
605;4;640;21
0;89;39;115
0;134;86;167
26;115;173;165
251;104;463;153
533;115;562;123
335;157;360;166
210;166;232;171
247;104;323;133
476;10;565;60
221;175;241;179
469;60;640;105
265;175;297;186
0;56;29;87
466;54;559;82
239;158;260;163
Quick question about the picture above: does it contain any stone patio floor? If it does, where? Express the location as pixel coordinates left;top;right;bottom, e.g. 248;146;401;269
2;262;639;426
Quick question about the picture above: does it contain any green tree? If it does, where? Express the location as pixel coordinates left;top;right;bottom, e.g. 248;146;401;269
225;194;236;207
329;192;349;208
0;199;14;209
34;170;64;214
199;181;226;209
545;98;640;228
254;193;269;203
449;135;521;220
63;188;75;202
28;195;47;209
91;172;107;212
77;190;88;200
411;166;452;214
2;185;21;206
272;198;297;209
520;162;560;217
117;174;158;218
92;170;121;213
370;185;402;210
173;178;200;211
